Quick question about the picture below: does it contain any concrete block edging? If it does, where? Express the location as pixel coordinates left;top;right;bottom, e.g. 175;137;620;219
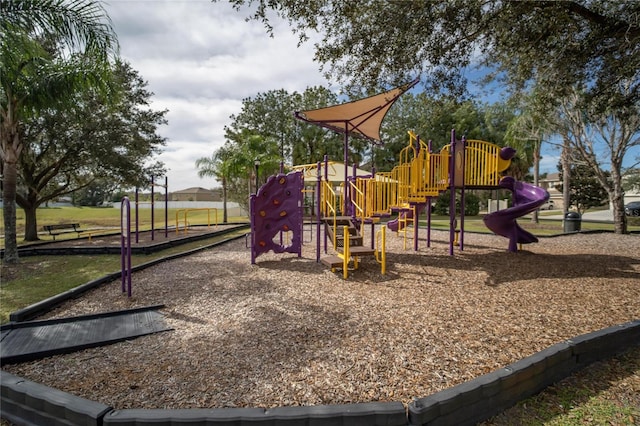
2;319;638;426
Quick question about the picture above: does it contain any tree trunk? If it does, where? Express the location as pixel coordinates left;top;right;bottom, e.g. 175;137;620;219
531;139;541;224
222;175;228;223
23;202;40;241
608;163;628;234
612;197;627;234
561;138;571;214
2;99;23;263
2;157;19;263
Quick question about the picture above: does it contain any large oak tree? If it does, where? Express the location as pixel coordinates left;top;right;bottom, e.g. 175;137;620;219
226;0;639;233
18;60;167;241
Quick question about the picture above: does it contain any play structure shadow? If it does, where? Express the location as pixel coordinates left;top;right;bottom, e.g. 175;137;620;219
388;249;639;288
474;251;639;287
256;257;327;275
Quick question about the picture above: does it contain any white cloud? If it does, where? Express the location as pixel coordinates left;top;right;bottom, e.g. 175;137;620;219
539;152;560;175
104;0;329;190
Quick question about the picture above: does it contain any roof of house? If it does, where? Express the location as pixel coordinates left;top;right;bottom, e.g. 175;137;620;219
541;172;560;181
170;187;214;194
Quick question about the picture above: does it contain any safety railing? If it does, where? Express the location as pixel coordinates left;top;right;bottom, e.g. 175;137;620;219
375;226;386;275
315;136;512;241
348;180;366;235
321;181;339;249
464;140;502;187
175;208;219;234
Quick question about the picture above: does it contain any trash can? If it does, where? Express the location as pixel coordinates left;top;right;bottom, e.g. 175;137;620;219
564;211;582;233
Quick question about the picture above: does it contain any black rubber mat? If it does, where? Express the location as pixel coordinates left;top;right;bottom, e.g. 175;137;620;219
1;305;171;364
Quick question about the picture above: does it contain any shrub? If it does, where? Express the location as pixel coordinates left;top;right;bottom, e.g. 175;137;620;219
433;191;481;216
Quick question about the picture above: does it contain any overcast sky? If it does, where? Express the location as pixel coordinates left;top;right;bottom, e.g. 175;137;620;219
103;0;566;192
104;0;331;191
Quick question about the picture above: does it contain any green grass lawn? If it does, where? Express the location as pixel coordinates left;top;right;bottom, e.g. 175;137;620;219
417;215;639;235
1;228;248;324
4;205;248;246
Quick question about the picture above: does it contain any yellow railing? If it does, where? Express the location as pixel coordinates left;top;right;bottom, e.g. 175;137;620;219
348;180;366;235
340;225;349;279
375;226;386;275
175;208;219;234
315;134;512;240
321;181;339;248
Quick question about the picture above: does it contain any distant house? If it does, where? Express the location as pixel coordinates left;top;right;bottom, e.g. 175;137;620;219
169;187;220;202
539;171;640;209
539;173;564;210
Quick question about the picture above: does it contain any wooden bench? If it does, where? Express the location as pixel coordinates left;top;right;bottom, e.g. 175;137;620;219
42;223;84;240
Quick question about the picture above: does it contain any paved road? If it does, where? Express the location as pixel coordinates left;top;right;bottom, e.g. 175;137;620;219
544;209;614;222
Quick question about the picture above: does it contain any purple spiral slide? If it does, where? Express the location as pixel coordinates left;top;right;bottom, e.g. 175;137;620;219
483;176;549;252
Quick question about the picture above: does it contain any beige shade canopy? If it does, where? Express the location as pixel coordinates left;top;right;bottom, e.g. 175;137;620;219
294;78;419;142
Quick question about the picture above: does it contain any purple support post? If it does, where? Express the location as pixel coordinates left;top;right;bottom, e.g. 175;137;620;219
427;140;433;248
324;155;329;254
298;172;303;258
135;188;139;243
343;122;349;216
151;176;155;241
250;194;257;264
414;134;421;251
426;196;432;248
316;161;322;263
459;137;466;251
120;196;132;297
449;130;456;256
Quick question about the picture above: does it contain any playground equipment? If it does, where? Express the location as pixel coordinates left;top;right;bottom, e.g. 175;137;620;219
347;129;547;253
175;208;219;234
120;197;132;297
483;176;550;252
249;79;548;278
134;175;168;242
306;128;548;258
250;171;304;264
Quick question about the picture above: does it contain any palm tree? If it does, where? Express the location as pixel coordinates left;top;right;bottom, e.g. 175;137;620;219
1;0;118;263
505;91;553;223
196;148;233;223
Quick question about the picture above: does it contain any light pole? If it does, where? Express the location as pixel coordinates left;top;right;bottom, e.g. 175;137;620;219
254;159;261;194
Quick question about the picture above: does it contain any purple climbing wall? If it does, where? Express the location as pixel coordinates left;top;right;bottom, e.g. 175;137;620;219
250;171;304;263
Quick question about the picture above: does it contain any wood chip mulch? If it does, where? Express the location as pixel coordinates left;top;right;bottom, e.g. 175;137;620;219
2;228;639;411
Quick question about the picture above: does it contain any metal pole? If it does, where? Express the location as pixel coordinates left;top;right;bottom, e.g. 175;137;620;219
151;175;155;241
316;161;321;262
135;188;139;243
449;130;456;256
460;137;466;251
343;121;349;215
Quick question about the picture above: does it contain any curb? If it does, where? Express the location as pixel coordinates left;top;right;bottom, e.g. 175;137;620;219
2;321;638;426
